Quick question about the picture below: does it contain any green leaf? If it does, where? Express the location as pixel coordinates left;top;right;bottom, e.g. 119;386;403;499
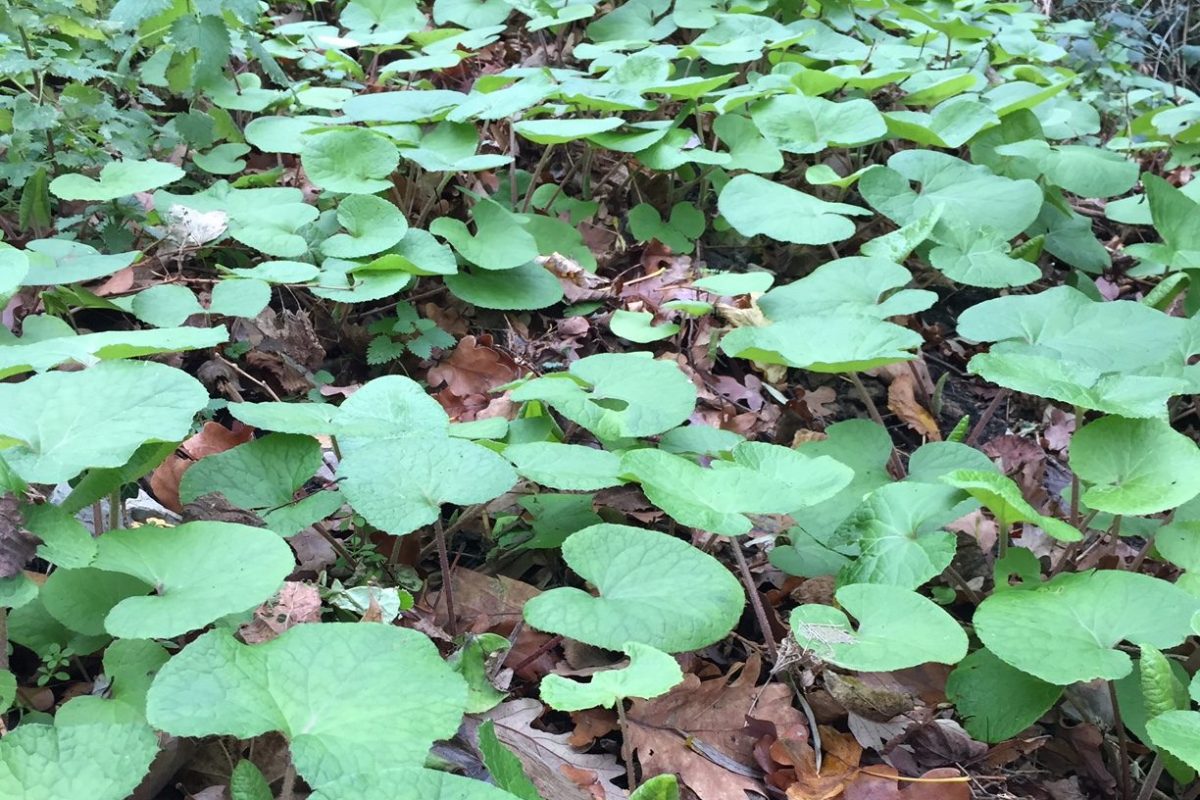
18;166;51;232
946;649;1061;743
430;198;538;270
713;114;783;174
789;584;967;670
0;696;158;800
210;279;271;319
444;262;565;310
750;94;886;153
147;624;468;790
230;760;273;800
974;571;1200;684
0;361;208;483
44;521;294;639
504;443;623;491
832;482;962;589
22;240;138;285
609;310;681;343
620;442;853;536
629;775;680;800
523;523;744;652
322;194;408;258
477;721;541;800
1147;711;1200;771
627;202;705;254
942;470;1082;541
180;433;322;511
103;639;171;715
448;633;511;713
49;160;184;201
511;353;696;439
130;284;204;327
302;129;400;194
513;117;625;144
0;670;13;714
720;313;925;373
193;143;251;176
927;227;1041;288
1070;416;1200;515
0;323;228;379
337;437;517;536
718;174;869;245
759;257;936;320
21;503;97;568
540;642;683;711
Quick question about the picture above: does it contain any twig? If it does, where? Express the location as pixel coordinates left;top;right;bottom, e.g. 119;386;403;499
728;538;777;660
278;762;296;800
217;355;282;402
92;500;104;536
521;144;556;213
616;700;637;792
966;389;1009;446
311;522;358;571
508;634;563;673
1109;680;1134;800
1136;755;1163;800
0;608;8;670
435;516;457;636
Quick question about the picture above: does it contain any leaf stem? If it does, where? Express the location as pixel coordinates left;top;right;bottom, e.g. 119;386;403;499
521;144;556;213
997;520;1010;560
434;516;457;636
1135;754;1163;800
846;372;905;478
1109;680;1133;800
108;489;121;531
728;537;777;660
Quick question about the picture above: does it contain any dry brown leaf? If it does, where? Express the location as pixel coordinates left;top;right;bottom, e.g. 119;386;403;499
887;372;940;441
239;582;322;644
0;494;37;579
568;708;619;748
628;655;805;800
900;768;971;800
844;765;901;800
428;335;521;399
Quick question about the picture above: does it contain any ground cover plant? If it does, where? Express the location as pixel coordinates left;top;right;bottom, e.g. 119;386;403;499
1;0;1199;798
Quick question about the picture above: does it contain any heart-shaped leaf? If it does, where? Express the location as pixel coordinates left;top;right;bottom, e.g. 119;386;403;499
338;436;517;536
511;353;696;439
147;624;468;789
43;521;294;639
49;159;184;201
302;129;400;194
942;470;1082;541
718;174;870;245
523;524;744;652
430;198;538;270
1147;712;1200;771
789;584;968;671
1070;416;1200;515
974;571;1200;684
750;94;887;153
0;361;208;483
946;648;1062;743
321;194;408;258
540;642;683;711
504;443;623;491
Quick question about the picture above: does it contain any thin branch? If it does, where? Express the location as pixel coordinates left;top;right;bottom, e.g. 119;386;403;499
435;516;457;636
728;538;777;660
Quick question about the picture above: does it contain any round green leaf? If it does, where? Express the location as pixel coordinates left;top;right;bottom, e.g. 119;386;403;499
337;436;517;536
50;521;295;639
523;523;744;652
444;262;565;310
302;129;400;194
49;159;184;201
975;571;1200;684
322;194;408;258
1147;711;1200;771
0;361;208;483
504;442;623;490
718;174;869;245
540;642;683;711
179;433;322;510
609;310;680;343
790;584;967;671
750;94;887;153
946;648;1062;743
1070;416;1200;515
0;325;228;380
513;117;624;144
147;624;468;789
720;314;925;373
510;353;696;439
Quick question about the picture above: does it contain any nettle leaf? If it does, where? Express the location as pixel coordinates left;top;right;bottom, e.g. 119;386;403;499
511;353;696;439
790;584;968;671
321;194;408;258
302;129;400;194
540;642;683;711
946;648;1062;743
621;442;853;536
523;524;744;652
430;198;538;270
0;696;158;800
0;361;208;483
49;159;184;201
749;94;887;153
147;624;470;790
504;443;623;491
942;470;1082;541
1070;416;1200;515
43;522;294;639
718;174;870;245
974;571;1200;685
338;436;517;536
860;150;1042;241
958;287;1199;418
831;482;962;589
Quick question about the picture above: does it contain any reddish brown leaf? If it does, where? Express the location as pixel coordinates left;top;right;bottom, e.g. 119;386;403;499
427;335;521;400
239;582;322;644
0;494;37;579
887;372;940;441
149;421;254;513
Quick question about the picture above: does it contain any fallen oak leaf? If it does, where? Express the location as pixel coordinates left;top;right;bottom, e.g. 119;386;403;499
428;335;521;399
887;372;940;441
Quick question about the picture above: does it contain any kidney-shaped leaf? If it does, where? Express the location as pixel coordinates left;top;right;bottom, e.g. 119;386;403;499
523;524;744;653
147;624;468;789
0;696;158;800
504;443;623;491
511;353;696;440
718;174;870;246
946;648;1062;743
720;313;925;373
750;95;887;154
789;584;968;671
49;159;184;201
975;571;1200;685
46;522;294;639
540;642;684;711
1070;416;1200;515
1147;711;1200;771
302;129;400;194
0;361;208;483
338;436;517;536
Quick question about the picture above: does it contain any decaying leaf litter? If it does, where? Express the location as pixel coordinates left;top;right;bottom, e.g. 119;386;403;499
1;0;1200;799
